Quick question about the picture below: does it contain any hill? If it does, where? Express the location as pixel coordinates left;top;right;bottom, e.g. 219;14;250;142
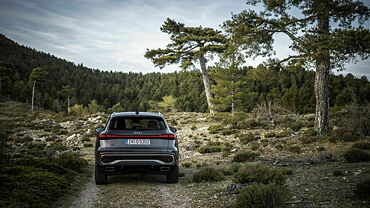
0;34;369;115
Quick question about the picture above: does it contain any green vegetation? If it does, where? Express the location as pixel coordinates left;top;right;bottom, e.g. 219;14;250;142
193;167;225;182
232;151;259;163
234;183;290;208
352;142;370;150
0;153;87;208
239;133;260;144
354;177;370;200
233;164;287;185
343;149;370;162
198;145;222;154
332;170;345;176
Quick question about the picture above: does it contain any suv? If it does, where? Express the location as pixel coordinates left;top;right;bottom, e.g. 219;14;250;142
94;112;179;185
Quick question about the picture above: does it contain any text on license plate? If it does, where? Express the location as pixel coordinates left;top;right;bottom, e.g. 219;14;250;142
126;139;150;145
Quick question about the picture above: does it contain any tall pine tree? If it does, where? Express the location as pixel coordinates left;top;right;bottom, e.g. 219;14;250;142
145;18;227;113
223;0;370;134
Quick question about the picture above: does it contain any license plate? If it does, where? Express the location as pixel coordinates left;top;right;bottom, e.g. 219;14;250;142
126;139;150;145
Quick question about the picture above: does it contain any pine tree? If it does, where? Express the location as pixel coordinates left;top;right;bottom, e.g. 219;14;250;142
145;18;227;113
29;67;49;111
223;0;370;134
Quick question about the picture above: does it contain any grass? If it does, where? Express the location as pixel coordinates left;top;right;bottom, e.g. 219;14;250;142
193;167;225;182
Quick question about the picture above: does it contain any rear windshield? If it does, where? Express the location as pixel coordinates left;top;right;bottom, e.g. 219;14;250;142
109;116;166;130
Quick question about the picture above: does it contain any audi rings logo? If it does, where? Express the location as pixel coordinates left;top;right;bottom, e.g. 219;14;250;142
133;131;142;135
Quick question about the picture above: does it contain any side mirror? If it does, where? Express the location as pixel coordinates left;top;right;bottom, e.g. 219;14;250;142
95;127;105;134
169;126;177;133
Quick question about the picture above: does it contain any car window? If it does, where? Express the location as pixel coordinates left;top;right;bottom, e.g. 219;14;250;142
109;117;166;130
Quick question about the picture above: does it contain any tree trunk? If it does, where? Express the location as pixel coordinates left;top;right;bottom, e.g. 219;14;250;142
315;3;330;135
67;95;70;115
199;55;214;114
31;80;36;111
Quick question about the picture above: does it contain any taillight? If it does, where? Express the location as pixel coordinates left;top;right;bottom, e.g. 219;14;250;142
98;134;176;140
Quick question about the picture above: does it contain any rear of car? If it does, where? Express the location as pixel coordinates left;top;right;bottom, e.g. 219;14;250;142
94;112;179;185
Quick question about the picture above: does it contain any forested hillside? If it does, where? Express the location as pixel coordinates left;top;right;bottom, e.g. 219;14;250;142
0;34;369;114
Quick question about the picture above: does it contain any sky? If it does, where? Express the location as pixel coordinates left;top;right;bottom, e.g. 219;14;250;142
0;0;369;78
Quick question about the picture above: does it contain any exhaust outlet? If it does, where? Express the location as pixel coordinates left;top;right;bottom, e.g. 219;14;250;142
160;166;170;172
105;167;115;172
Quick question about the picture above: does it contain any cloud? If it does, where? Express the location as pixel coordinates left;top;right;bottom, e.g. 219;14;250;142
0;0;369;78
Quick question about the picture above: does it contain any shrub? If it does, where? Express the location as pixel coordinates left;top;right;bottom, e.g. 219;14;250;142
244;119;268;129
332;170;345;176
208;125;223;134
343;149;370;162
329;128;356;142
232;151;259;162
352;142;370;150
287;146;301;153
198;145;222;153
83;143;93;147
239;133;260;144
222;144;232;152
275;130;292;138
264;132;276;138
234;183;290;208
182;162;192;168
81;137;91;142
222;164;241;176
233;164;286;185
354;177;370;199
0;154;87;208
193;168;225;182
221;128;237;135
301;136;319;144
190;125;197;130
249;141;260;151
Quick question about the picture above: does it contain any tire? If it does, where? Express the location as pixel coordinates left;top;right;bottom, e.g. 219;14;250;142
95;165;107;185
166;166;179;183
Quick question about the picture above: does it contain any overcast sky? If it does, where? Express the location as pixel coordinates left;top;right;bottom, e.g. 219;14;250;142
0;0;369;77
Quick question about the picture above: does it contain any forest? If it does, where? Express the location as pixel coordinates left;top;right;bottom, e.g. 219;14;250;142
0;34;369;115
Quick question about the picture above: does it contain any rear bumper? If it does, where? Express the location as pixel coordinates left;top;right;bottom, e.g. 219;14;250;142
96;151;178;173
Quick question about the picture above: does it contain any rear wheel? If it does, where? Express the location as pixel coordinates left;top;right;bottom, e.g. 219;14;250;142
166;166;179;183
95;165;107;185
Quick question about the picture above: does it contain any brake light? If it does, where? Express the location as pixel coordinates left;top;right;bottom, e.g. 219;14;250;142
98;134;176;140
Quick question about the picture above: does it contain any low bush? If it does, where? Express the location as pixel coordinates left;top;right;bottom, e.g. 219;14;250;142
244;119;268;129
234;183;290;208
83;143;93;147
264;132;276;138
239;133;260;144
352;142;370;150
193;167;225;182
181;162;192;168
233;164;287;185
275;130;293;138
301;136;319;144
332;170;345;176
329;128;357;142
221;128;237;135
232;151;259;162
208;125;223;134
222;164;241;176
0;153;87;208
287;146;301;153
354;177;370;199
343;149;370;162
198;145;222;154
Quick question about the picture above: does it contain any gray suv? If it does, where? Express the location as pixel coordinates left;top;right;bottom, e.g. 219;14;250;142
94;112;179;185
